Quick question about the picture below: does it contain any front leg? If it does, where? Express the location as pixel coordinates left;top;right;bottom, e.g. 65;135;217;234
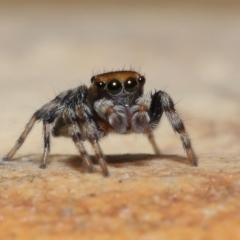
150;90;198;166
130;95;152;133
94;99;128;133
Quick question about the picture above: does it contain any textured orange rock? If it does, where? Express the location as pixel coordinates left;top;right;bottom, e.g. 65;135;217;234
0;153;240;240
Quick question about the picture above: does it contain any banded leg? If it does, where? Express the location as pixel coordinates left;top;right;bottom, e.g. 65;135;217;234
3;115;37;161
63;111;94;173
90;140;109;177
94;99;127;134
151;91;198;166
76;104;108;176
39;120;51;169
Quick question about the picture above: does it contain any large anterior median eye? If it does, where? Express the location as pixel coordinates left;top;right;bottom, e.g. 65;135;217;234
124;78;138;93
107;79;123;95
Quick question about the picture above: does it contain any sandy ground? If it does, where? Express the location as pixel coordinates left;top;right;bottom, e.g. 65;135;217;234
0;1;240;239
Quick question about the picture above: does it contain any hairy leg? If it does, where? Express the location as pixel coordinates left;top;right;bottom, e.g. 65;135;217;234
39;120;51;169
151;90;198;166
63;110;94;173
90;140;109;177
94;99;127;133
3;115;38;161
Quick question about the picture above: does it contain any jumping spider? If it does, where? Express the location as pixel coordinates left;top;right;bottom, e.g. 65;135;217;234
3;70;198;176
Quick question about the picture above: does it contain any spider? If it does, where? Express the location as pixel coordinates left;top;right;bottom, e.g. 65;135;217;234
3;70;198;176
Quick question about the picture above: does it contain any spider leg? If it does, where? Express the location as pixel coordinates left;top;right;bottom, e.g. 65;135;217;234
147;132;161;155
129;95;161;154
76;104;109;176
3;115;38;161
63;109;94;173
94;99;127;134
39;120;51;169
90;139;109;177
150;91;198;166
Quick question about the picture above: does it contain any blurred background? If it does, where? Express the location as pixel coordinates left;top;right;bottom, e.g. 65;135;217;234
0;0;240;158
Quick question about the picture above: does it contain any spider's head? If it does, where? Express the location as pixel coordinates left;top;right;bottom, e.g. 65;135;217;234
89;70;146;105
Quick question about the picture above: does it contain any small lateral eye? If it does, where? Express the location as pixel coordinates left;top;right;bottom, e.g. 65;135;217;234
138;76;146;85
107;79;123;95
95;81;106;89
91;76;95;83
124;78;138;93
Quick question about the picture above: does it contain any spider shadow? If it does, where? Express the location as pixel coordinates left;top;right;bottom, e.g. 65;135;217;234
7;153;190;172
64;153;190;170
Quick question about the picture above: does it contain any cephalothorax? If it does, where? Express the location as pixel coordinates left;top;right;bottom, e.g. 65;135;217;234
3;70;198;176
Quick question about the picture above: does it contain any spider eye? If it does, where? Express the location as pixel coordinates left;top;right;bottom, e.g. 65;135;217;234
91;76;95;83
95;81;106;89
124;78;138;93
107;79;123;95
138;76;146;85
